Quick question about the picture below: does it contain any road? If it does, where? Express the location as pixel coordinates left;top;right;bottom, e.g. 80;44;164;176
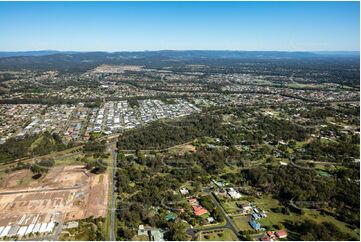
186;191;242;241
209;192;241;239
0;185;81;195
109;143;117;241
51;219;64;241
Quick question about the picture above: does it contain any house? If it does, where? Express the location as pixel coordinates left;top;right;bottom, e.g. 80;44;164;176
267;231;275;239
239;202;253;213
188;198;199;206
207;217;215;223
252;212;260;220
212;179;225;188
249;220;261;230
138;225;147;236
16;132;26;140
165;212;177;222
227;188;242;199
192;205;209;216
259;237;272;241
279;140;288;145
64;221;79;229
275;230;288;239
242;145;250;151
180;187;189;196
150;228;164;241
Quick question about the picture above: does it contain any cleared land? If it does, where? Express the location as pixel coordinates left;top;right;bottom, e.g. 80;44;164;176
199;228;239;241
0;165;109;237
92;64;143;74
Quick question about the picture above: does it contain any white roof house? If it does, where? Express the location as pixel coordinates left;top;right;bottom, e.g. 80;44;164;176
7;226;19;237
64;221;78;229
180;187;189;195
25;224;35;235
45;222;55;233
39;223;48;233
228;188;242;199
17;226;28;237
0;226;11;238
32;223;41;234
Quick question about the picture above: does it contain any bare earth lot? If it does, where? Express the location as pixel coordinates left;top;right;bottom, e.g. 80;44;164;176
0;165;109;231
92;64;143;74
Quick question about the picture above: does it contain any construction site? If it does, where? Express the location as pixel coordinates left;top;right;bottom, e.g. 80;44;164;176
0;165;109;240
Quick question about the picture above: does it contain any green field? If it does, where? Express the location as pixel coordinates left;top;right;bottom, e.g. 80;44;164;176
221;200;240;214
200;228;238;241
54;153;85;166
232;215;252;231
252;196;360;239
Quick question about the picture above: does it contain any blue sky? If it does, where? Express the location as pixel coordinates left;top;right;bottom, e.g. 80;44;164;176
0;1;359;51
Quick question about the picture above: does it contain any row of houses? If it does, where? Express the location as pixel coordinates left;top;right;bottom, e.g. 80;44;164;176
86;99;200;135
15;104;75;141
0;221;55;239
259;230;288;241
1;98;201;143
0;104;46;143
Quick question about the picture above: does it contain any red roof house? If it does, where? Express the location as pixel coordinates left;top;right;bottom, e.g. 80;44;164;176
192;205;209;216
259;237;271;241
275;230;287;239
267;231;275;238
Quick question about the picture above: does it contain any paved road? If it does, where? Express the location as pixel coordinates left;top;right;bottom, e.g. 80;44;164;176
51;219;64;240
209;192;241;239
109;144;117;241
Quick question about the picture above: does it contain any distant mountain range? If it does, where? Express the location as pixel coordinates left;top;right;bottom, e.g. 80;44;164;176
0;50;358;72
0;50;359;58
0;50;79;58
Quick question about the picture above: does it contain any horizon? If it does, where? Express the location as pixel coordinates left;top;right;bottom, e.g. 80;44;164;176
0;1;359;52
0;49;360;53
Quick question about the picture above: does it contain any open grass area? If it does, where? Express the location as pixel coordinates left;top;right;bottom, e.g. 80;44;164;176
221;200;240;214
180;180;196;190
54;153;85;166
286;83;327;89
132;235;149;241
0;145;83;171
232;215;251;231
223;165;240;174
252;195;360;239
168;143;196;156
200;228;238;241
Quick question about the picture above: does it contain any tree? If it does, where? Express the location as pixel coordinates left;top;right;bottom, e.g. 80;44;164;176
212;207;224;222
164;223;188;241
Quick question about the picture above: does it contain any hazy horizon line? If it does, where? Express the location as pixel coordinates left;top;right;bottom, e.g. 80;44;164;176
0;49;360;53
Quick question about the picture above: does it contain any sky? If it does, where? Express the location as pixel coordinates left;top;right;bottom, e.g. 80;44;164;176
0;1;359;52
